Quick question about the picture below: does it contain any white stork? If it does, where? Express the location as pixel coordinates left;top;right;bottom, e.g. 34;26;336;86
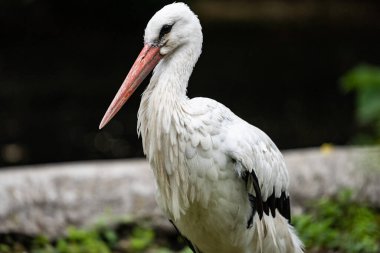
99;3;304;253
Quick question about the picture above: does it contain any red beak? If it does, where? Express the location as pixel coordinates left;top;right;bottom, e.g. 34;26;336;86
99;44;162;129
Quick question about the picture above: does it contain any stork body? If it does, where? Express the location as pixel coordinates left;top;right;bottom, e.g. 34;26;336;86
100;3;303;253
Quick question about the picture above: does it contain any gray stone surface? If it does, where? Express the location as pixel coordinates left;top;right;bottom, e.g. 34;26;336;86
0;146;379;237
285;146;380;211
0;159;163;237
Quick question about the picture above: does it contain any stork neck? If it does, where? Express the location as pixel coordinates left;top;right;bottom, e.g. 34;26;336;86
137;41;202;220
149;44;201;100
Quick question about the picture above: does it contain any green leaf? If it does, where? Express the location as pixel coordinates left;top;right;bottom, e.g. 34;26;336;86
0;244;11;253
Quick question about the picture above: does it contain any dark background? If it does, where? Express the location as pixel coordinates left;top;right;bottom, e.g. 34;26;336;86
1;0;380;167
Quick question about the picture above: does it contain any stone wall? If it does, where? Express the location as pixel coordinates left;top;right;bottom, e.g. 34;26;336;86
0;147;379;237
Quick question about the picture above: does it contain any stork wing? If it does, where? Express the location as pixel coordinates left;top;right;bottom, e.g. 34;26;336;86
185;97;291;226
224;111;291;225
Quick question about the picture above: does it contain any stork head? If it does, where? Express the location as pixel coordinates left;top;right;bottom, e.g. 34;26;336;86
99;2;202;129
144;2;202;56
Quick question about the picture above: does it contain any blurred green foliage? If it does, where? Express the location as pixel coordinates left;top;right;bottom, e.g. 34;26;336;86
54;227;111;253
293;190;380;253
0;223;190;253
129;227;154;252
341;64;380;144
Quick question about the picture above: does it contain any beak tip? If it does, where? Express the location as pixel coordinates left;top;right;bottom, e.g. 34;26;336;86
99;117;108;130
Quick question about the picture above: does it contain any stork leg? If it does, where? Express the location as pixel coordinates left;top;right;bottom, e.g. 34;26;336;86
169;220;202;253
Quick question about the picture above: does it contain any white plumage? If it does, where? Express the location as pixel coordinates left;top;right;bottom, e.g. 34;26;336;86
100;3;304;253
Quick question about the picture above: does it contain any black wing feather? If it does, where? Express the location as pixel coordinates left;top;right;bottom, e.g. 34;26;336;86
243;170;292;227
243;171;264;228
267;190;277;217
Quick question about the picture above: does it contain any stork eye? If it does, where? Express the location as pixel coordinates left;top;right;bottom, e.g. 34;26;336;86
159;24;173;39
